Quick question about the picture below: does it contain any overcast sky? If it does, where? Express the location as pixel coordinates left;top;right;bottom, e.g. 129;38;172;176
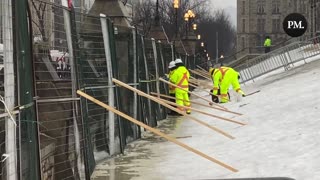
211;0;237;26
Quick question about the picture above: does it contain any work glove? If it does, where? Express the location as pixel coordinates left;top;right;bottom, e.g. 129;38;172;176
211;95;219;103
162;75;169;81
238;89;246;97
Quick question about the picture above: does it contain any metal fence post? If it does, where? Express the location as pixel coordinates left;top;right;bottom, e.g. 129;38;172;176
15;0;41;179
151;38;161;114
152;38;161;96
141;36;153;126
246;60;255;82
2;0;17;179
171;42;175;61
132;28;138;120
61;0;82;178
100;14;116;156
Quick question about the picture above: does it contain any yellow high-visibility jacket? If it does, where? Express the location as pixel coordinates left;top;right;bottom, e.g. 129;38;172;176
264;38;271;47
211;67;239;95
168;70;176;94
170;66;190;92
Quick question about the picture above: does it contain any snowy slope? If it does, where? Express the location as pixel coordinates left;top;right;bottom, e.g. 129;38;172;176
91;58;320;180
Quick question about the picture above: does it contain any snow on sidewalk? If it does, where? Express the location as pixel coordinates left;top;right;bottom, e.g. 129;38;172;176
92;58;320;180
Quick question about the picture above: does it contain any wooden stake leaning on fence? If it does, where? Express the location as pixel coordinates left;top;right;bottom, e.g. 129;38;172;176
196;68;211;75
196;69;211;77
77;90;238;172
195;68;210;77
189;69;212;80
155;97;246;126
150;92;243;116
189;82;212;94
196;65;207;71
189;77;213;90
159;78;227;110
112;78;234;139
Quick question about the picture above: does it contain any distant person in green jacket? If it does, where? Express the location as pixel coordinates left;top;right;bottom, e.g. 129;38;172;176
264;36;272;53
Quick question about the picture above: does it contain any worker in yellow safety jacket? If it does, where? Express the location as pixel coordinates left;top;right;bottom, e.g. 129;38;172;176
209;67;245;103
168;61;178;115
264;36;272;53
170;59;191;114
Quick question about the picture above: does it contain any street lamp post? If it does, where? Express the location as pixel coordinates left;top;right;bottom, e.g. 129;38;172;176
173;0;179;38
184;10;195;39
216;31;218;65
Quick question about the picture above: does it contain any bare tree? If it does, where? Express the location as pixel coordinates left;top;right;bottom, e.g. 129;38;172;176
132;0;155;36
198;10;236;59
29;0;49;42
133;0;236;57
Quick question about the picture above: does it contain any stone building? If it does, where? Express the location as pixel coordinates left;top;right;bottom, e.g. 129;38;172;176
237;0;320;55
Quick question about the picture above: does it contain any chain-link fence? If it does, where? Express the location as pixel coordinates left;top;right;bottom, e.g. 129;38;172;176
0;0;200;179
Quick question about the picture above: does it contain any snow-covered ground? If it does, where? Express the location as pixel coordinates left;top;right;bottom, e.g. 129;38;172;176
91;58;320;180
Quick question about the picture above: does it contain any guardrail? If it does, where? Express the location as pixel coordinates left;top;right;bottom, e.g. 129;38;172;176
234;36;320;83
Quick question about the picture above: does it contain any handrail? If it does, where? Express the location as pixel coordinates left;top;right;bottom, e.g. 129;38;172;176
234;35;320;83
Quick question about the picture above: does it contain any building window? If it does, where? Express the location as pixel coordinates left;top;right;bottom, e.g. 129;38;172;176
257;0;266;14
242;37;245;49
272;19;281;32
242;19;246;33
272;0;280;14
242;1;245;15
288;0;292;8
256;35;262;47
257;19;266;33
301;1;306;13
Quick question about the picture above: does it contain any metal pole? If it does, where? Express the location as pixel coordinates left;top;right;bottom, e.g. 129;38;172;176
175;8;178;38
100;14;115;155
132;28;138;138
171;42;175;61
151;38;162;112
15;0;41;178
61;0;82;178
2;0;17;179
216;32;218;65
141;36;154;126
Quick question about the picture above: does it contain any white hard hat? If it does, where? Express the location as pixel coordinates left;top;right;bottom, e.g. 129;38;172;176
168;61;176;69
175;58;183;64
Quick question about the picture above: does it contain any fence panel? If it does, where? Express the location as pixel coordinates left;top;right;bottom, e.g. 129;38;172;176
114;26;140;151
234;36;320;83
1;0;190;179
30;1;83;179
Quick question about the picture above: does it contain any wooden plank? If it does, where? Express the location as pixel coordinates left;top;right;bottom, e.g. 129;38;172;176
153;96;246;126
150;92;243;116
112;78;234;139
159;78;227;110
77;90;238;172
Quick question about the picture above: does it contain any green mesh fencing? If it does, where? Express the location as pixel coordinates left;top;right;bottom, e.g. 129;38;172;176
1;0;191;179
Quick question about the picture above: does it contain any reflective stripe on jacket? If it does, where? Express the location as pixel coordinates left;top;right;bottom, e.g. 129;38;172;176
211;67;239;95
170;66;190;91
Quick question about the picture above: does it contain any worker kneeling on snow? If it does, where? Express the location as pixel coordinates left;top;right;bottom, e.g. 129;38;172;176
170;59;191;114
209;67;245;103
